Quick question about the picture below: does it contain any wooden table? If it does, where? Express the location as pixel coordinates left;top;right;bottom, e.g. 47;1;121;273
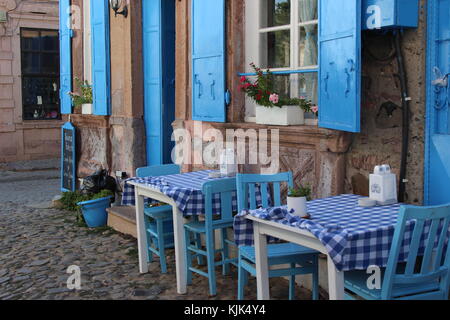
128;181;188;294
246;215;345;300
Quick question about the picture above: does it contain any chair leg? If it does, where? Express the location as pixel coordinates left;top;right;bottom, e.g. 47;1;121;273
144;218;153;263
312;256;319;300
221;228;230;276
205;229;216;296
289;263;296;300
156;218;167;274
147;236;154;263
237;255;245;300
184;228;193;285
191;216;204;266
195;233;204;266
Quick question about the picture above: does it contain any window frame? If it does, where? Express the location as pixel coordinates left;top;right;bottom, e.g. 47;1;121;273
83;0;92;84
244;0;319;119
20;27;61;121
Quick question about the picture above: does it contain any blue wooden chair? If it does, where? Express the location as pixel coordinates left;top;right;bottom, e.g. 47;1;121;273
345;203;450;300
136;164;181;274
236;172;320;300
184;178;238;296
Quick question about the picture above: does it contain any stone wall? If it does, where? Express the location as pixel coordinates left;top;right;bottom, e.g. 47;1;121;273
345;0;427;204
0;0;61;162
70;0;146;179
174;0;428;204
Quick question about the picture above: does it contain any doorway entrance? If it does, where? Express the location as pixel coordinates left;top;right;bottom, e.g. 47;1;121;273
424;0;450;205
142;0;176;165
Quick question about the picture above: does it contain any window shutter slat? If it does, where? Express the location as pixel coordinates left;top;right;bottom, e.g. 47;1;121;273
318;0;361;132
191;0;226;122
90;0;111;116
59;0;72;114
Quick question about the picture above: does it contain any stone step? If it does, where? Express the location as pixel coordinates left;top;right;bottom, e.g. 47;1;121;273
107;206;137;238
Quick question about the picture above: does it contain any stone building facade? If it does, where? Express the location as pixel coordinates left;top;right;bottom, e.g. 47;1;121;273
0;0;60;162
67;0;428;207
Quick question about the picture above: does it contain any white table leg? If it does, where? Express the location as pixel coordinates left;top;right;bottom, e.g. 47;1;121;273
172;204;187;294
327;255;344;300
135;188;149;273
254;222;270;300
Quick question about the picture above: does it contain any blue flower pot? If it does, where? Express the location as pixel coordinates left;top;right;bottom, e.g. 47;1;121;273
77;196;113;228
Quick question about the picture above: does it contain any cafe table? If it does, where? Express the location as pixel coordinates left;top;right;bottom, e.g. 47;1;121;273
234;194;404;300
122;170;263;295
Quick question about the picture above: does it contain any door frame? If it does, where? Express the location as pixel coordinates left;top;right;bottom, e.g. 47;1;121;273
142;0;176;166
424;0;448;205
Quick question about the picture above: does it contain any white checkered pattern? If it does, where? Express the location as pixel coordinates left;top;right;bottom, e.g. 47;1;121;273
233;194;424;271
122;170;265;217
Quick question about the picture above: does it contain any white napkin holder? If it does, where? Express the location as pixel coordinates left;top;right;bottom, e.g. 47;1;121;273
369;164;398;206
219;148;237;177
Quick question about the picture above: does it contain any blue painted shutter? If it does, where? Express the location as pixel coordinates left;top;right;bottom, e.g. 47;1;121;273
59;0;72;114
90;0;111;116
143;0;163;165
191;0;226;122
318;0;361;132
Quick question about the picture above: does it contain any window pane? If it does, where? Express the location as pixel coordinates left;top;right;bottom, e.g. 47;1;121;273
41;53;60;74
22;77;60;120
299;24;318;67
298;0;318;22
260;30;290;68
22;52;40;74
21;30;40;51
260;0;291;28
41;30;59;51
273;74;290;98
297;72;318;105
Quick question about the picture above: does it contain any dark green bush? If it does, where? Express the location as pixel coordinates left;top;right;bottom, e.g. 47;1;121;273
60;189;114;212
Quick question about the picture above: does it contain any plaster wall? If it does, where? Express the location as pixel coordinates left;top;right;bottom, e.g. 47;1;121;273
0;0;61;162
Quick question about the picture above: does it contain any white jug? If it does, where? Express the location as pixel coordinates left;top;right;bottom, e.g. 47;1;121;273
369;164;398;205
219;148;237;177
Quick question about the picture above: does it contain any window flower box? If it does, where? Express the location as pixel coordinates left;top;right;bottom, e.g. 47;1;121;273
240;64;315;127
256;105;305;126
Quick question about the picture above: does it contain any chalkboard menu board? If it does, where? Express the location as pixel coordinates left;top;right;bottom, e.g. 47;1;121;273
61;122;76;192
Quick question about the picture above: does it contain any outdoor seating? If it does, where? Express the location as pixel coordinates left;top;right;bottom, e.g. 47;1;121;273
344;203;450;300
183;178;238;296
235;172;320;300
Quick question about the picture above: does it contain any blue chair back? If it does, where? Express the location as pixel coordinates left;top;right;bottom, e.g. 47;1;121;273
382;203;450;300
236;172;294;213
202;178;237;228
136;164;180;178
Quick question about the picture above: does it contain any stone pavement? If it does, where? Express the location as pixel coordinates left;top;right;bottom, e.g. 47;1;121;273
0;159;320;300
0;202;321;300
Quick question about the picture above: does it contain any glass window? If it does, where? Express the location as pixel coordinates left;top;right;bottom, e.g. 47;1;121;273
252;0;318;108
20;28;60;121
260;0;291;28
260;30;291;69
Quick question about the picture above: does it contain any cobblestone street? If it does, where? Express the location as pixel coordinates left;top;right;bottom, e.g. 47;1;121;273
0;160;316;300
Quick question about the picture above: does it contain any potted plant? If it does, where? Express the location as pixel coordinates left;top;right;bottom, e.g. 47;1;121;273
68;78;93;115
305;105;319;126
239;63;314;126
76;190;114;228
287;185;311;218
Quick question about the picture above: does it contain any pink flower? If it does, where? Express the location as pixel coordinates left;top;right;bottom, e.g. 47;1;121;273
269;93;279;104
300;96;306;100
311;105;319;114
240;76;247;83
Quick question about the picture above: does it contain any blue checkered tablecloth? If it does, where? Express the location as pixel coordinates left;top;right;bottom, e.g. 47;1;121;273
233;194;425;272
122;170;266;217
